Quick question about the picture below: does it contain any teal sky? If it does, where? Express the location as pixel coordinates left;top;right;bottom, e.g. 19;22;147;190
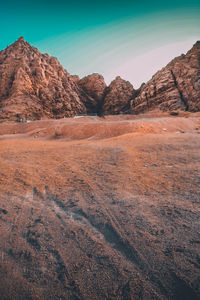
1;0;200;87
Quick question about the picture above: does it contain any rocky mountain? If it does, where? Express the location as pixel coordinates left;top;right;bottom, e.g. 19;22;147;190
78;73;107;114
0;37;92;121
131;41;200;113
0;38;199;121
102;76;135;115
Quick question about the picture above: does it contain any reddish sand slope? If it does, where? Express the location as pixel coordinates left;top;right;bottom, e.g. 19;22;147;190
0;113;200;299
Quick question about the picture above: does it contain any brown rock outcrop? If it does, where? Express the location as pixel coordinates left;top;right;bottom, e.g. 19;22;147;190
0;37;88;121
0;38;199;121
131;41;200;113
78;73;107;114
71;75;80;84
102;76;135;115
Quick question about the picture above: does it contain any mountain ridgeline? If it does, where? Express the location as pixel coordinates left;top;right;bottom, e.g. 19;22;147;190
0;37;199;121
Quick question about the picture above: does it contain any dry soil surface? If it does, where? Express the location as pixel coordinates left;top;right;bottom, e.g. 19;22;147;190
0;113;200;299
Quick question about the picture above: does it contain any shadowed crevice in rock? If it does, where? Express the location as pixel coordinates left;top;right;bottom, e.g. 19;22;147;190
170;70;189;111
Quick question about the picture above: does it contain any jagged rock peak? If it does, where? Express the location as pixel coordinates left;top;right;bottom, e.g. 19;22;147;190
9;36;26;47
110;76;133;87
113;76;123;81
192;40;200;47
0;37;89;121
102;76;135;115
12;36;30;47
79;73;107;99
71;75;80;83
78;73;107;113
131;40;200;113
81;73;105;79
17;36;25;42
2;36;40;58
186;40;200;56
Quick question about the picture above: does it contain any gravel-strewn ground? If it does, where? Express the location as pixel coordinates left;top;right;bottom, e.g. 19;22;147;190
0;113;200;299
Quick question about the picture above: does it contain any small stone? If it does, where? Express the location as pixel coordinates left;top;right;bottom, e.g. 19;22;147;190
152;163;158;167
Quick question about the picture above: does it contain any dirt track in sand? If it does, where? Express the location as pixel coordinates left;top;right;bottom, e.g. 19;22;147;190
0;113;200;299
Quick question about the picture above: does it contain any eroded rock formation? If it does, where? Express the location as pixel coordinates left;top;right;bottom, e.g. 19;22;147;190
131;41;200;113
0;38;199;121
0;37;89;121
78;73;107;114
102;76;135;115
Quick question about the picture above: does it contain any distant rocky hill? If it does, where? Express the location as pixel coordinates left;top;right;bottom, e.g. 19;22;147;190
78;73;107;114
102;76;135;115
131;41;200;113
0;38;199;121
0;37;90;121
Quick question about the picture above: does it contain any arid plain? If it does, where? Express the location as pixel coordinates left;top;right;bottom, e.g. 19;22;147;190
0;112;200;299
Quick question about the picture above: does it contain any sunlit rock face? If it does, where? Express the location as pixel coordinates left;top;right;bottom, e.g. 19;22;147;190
78;73;107;114
0;38;199;121
0;37;89;121
102;76;135;115
131;41;200;113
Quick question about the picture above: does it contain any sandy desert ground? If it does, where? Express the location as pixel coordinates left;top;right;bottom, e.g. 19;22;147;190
0;112;200;299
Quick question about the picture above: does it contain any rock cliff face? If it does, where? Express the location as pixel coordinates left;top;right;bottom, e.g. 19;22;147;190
131;41;200;113
102;76;135;115
0;38;199;121
78;73;107;113
0;37;89;121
